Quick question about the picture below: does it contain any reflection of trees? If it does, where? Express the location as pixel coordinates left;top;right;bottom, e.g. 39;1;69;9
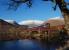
63;47;69;50
40;31;48;40
40;28;68;50
30;31;39;39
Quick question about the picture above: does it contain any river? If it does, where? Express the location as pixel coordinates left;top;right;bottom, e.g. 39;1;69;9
0;39;56;50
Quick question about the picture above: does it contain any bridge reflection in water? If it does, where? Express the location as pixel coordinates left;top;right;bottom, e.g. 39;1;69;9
0;39;56;50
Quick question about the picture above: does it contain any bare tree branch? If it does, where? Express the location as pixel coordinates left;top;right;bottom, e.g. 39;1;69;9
8;0;32;10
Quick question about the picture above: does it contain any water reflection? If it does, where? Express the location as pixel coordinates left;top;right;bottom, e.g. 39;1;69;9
0;39;56;50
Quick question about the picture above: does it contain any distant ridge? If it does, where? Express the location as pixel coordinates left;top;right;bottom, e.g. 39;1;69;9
19;20;44;28
0;17;65;28
5;20;19;26
44;17;65;26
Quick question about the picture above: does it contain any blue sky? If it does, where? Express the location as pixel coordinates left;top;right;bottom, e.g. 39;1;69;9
0;0;64;22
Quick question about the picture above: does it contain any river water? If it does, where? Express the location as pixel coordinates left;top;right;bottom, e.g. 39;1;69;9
0;39;56;50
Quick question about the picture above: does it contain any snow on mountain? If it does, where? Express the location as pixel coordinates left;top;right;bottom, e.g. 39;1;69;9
19;20;44;28
4;17;65;27
44;17;65;26
5;20;18;25
48;17;64;20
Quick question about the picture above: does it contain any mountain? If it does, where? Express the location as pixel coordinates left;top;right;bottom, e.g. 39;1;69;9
19;18;65;28
0;17;65;28
5;20;19;26
19;20;44;28
44;17;65;26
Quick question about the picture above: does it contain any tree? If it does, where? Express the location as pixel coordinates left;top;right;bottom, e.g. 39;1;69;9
7;0;69;50
43;0;69;49
8;0;69;34
8;0;32;10
44;0;69;35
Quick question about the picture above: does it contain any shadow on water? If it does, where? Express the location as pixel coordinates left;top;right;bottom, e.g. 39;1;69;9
0;39;56;50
